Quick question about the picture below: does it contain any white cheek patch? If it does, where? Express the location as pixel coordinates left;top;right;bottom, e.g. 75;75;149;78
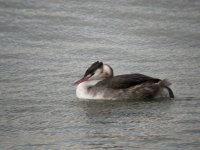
89;68;103;80
95;68;102;75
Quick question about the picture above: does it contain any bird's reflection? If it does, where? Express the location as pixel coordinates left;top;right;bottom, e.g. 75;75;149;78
78;99;173;125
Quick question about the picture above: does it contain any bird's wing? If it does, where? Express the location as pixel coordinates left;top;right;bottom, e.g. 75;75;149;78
95;73;160;89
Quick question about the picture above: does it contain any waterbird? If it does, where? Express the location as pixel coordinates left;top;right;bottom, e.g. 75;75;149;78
74;61;174;100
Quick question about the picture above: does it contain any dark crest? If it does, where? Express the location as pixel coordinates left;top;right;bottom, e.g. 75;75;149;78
84;61;103;77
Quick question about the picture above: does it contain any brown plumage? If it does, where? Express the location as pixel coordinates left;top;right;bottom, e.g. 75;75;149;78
95;74;160;89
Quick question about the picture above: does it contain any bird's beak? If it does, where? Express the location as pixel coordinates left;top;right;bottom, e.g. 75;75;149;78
74;76;90;85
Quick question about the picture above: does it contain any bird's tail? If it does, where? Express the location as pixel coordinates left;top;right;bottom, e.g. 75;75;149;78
158;79;174;98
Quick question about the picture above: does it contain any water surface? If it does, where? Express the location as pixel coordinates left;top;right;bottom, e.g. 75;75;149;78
0;0;200;149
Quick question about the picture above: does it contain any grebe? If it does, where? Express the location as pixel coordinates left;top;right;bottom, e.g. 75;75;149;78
74;61;174;100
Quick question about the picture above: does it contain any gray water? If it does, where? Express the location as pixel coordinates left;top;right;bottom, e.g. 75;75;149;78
0;0;200;149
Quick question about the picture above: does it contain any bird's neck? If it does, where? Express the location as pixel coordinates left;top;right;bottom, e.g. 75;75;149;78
76;80;101;99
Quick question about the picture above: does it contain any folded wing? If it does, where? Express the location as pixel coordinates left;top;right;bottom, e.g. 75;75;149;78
95;73;160;89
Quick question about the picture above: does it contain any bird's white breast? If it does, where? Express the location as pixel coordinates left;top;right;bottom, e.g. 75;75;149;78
76;80;104;99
